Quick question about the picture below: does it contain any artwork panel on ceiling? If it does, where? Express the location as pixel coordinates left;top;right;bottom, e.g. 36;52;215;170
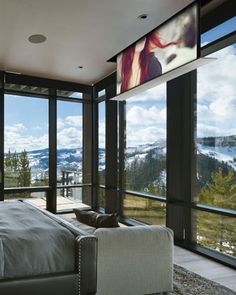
117;2;198;94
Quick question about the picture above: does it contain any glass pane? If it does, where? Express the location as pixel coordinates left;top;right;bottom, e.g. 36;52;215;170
201;17;236;46
195;44;236;210
99;188;106;209
4;94;49;188
125;83;167;196
57;187;90;211
98;89;106;98
98;101;106;186
56;101;83;210
193;210;236;257
57;90;82;99
5;83;49;95
57;100;83;187
124;194;166;225
4;192;46;209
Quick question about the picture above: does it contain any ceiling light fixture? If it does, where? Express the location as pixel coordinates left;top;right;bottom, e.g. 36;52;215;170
138;14;148;20
28;34;47;44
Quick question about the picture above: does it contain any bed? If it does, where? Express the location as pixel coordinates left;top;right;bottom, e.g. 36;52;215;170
0;200;97;295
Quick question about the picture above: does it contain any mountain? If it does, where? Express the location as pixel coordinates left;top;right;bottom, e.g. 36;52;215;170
7;134;236;185
197;135;236;171
24;148;83;182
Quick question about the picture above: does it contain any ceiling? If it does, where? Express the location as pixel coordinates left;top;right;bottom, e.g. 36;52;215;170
0;0;193;85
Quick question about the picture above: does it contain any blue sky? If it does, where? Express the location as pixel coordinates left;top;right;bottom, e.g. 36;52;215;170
201;16;236;46
4;17;236;151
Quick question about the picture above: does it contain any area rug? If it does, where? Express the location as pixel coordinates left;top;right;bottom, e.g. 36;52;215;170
167;264;235;295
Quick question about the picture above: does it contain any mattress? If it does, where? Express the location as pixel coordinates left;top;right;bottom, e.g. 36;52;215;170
0;201;76;279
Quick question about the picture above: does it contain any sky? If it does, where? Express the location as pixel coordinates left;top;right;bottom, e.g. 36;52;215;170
5;96;83;152
4;17;236;152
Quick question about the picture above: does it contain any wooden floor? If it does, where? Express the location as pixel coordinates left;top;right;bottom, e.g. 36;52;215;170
174;245;236;292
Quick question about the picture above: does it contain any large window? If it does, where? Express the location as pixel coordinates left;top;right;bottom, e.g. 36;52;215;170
124;83;167;224
57;100;83;209
4;94;49;191
125;84;167;196
194;44;236;256
98;101;106;185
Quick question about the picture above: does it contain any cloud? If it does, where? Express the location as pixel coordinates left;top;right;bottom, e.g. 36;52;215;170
65;115;83;127
198;45;236;104
127;126;166;147
57;118;65;130
127;105;166;127
98;121;105;148
126;104;166;146
5;132;48;152
57;127;82;149
197;45;236;137
197;123;236;138
5;123;26;133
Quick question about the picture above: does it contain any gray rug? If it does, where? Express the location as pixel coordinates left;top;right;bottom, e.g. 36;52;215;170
168;264;236;295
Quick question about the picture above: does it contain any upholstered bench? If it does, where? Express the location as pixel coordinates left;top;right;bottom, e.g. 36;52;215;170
64;211;174;295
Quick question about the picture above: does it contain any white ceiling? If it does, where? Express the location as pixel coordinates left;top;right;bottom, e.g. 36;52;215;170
0;0;193;85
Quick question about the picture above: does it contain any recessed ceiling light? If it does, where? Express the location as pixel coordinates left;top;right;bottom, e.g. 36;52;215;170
77;66;83;69
28;34;47;44
137;14;148;20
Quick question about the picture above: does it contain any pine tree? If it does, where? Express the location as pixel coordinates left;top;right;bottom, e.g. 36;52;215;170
18;150;31;187
197;167;236;256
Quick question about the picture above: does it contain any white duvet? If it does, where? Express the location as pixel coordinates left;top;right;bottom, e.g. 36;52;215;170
0;201;75;279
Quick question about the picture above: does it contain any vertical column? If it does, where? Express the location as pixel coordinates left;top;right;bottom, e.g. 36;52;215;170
105;84;118;213
47;88;57;213
83;91;95;208
118;101;126;217
167;71;196;243
0;72;4;200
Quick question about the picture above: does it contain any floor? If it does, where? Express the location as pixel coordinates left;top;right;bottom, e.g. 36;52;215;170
174;245;236;292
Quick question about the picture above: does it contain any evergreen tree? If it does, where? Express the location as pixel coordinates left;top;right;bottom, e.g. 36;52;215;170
196;167;236;256
198;167;236;210
18;150;31;187
4;150;19;188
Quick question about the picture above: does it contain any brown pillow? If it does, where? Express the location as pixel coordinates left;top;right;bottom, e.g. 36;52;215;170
95;213;119;228
73;209;97;227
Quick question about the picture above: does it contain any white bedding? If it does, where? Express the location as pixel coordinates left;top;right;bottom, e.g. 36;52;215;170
0;201;76;279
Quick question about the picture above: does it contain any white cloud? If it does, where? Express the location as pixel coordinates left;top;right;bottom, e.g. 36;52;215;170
5;123;26;133
127;105;166;127
5;132;48;152
57;118;65;130
126;104;166;146
197;123;236;138
65;115;83;127
98;121;105;148
127;126;166;147
57;127;82;149
197;45;236;137
198;45;236;104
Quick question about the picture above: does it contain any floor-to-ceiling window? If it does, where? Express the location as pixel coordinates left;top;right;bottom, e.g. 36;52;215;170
1;77;91;212
56;99;84;210
4;93;49;207
98;99;106;208
123;83;167;225
193;42;236;258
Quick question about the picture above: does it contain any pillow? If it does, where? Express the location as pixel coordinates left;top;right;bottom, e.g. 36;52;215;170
73;209;119;228
73;209;97;227
95;213;119;228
